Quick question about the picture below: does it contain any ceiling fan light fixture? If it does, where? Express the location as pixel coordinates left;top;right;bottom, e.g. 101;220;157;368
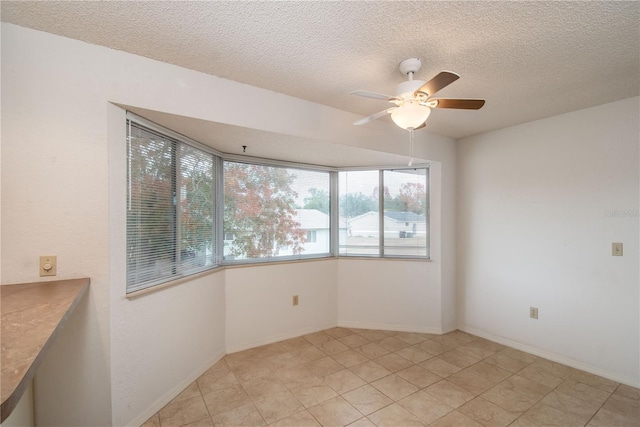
391;101;431;130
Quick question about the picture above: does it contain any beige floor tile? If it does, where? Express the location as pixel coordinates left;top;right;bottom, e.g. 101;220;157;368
615;384;640;400
315;339;350;356
519;402;584;427
280;336;313;353
265;352;303;371
202;384;251;416
372;353;413;373
367;403;425;426
332;349;370;368
518;364;564;388
159;395;210;427
293;346;328;363
456;342;500;360
569;370;619;393
371;374;419;401
498;348;539;365
349;360;392;383
242;375;287;400
445;331;477;344
415;340;450;356
323;369;367;394
182;417;214;427
424;379;476;408
211;402;265;426
342;384;394;415
447;369;498;395
141;413;161;427
396;365;441;388
305;356;344;377
394;346;432;364
467;361;512;383
232;362;274;383
253;390;304;424
555;380;612;406
346;417;376;427
270;409;321;426
394;332;431;345
420;357;463;377
507;416;541;427
290;383;338;408
533;359;580;380
439;348;481;369
588;407;640;427
484;352;531;374
357;330;390;342
458;397;519;427
202;359;230;376
338;334;370;348
304;332;334;346
272;365;323;389
197;369;239;395
602;393;640;419
171;381;203;404
377;336;411;352
499;375;553;400
480;384;540;413
354;342;390;359
429;410;484;427
325;327;355;339
397;390;454;424
540;390;601;423
308;396;362;427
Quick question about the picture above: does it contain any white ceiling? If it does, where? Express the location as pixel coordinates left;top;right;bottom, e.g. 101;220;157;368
2;1;639;140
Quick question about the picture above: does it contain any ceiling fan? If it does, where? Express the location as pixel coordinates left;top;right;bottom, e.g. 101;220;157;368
351;58;485;131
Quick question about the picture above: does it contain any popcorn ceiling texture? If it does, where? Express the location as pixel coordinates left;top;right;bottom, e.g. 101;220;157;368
2;1;638;139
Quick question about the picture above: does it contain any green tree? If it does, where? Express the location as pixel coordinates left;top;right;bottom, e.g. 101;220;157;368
339;192;377;218
303;188;330;214
224;162;306;258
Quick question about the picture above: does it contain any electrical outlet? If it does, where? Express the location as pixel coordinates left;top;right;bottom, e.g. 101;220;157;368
292;295;299;306
529;306;538;320
40;255;57;277
612;242;623;256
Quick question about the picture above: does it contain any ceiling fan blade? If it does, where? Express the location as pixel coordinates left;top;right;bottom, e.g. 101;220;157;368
350;90;395;101
433;99;486;110
353;108;394;125
414;71;460;97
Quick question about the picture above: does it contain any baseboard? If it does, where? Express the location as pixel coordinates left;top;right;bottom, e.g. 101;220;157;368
460;325;640;388
127;348;226;427
226;323;337;354
338;320;443;335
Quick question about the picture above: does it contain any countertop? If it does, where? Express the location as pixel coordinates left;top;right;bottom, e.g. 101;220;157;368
1;278;89;422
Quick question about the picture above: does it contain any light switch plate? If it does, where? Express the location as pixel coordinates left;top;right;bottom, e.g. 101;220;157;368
612;242;623;256
40;255;57;276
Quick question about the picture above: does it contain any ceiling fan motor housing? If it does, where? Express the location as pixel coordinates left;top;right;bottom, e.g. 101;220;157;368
395;80;426;98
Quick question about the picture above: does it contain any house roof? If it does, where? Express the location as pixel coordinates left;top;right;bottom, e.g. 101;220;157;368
294;209;330;230
384;211;426;223
2;2;638;140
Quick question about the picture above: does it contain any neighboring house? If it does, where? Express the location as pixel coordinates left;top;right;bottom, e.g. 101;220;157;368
225;209;332;258
347;210;427;239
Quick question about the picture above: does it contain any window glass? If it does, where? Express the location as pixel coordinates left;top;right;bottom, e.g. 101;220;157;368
223;161;330;261
382;169;429;257
126;121;215;292
338;170;380;255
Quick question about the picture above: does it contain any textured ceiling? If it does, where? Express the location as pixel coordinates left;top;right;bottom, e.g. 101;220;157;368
2;1;639;139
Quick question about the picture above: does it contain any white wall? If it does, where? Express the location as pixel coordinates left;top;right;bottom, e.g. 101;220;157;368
1;23;456;426
457;97;640;386
225;260;337;352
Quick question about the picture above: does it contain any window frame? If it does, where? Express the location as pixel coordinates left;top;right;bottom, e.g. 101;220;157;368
125;113;430;294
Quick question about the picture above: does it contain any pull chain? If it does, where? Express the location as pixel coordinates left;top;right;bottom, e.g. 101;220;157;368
408;128;414;167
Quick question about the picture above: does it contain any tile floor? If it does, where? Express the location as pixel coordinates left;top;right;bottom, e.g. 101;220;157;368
142;328;639;427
